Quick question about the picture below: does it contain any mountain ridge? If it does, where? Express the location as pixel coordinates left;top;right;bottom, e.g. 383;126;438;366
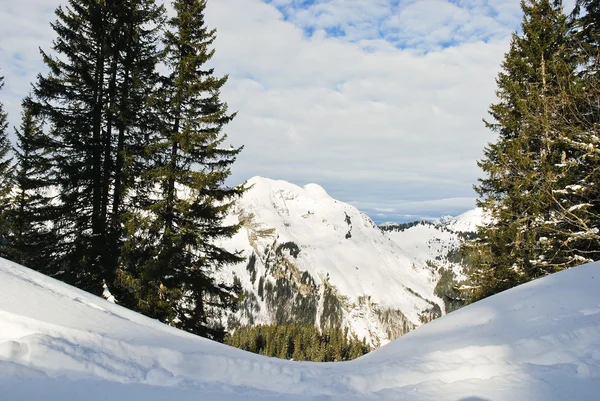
216;177;484;346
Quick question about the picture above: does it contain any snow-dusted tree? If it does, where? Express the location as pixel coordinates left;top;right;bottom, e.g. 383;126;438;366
538;0;600;273
462;0;583;300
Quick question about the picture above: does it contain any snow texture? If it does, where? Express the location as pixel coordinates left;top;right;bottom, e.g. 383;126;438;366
1;255;599;400
217;177;447;346
384;208;487;283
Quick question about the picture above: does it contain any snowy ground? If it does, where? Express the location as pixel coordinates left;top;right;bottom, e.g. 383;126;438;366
0;256;599;400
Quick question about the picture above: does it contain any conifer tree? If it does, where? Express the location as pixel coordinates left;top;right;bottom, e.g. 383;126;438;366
30;0;115;292
0;75;13;259
6;99;57;270
463;0;579;300
101;0;165;289
573;0;600;71
118;0;244;340
536;0;600;271
30;0;164;294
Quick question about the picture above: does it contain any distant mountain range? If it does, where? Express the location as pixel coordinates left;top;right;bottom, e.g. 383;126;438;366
216;177;486;347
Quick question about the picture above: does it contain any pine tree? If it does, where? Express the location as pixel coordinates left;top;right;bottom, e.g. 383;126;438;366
5;99;56;269
463;0;578;300
29;0;164;294
118;0;244;340
0;75;13;259
101;0;165;290
535;0;600;270
30;0;115;292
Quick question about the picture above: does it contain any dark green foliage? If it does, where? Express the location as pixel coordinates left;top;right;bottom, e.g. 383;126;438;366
30;0;117;292
272;278;293;323
461;0;598;301
225;323;370;362
0;75;13;258
573;0;600;72
260;275;317;325
114;0;245;340
236;290;259;327
379;220;426;233
320;284;343;329
27;0;166;295
6;0;243;343
4;101;56;270
246;252;257;283
434;268;465;313
291;294;318;325
257;275;265;299
276;241;301;258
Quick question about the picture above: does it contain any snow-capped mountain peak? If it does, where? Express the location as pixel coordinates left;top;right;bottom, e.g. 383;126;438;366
219;177;443;346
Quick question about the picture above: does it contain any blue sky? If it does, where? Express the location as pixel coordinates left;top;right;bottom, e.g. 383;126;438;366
0;0;577;223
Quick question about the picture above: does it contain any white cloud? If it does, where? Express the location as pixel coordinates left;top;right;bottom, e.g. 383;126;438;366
1;0;575;222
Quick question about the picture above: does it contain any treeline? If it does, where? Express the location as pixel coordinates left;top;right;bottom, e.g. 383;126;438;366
225;323;371;362
0;0;243;341
462;0;600;300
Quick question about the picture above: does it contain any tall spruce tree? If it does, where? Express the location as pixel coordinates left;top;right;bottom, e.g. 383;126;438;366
462;0;580;300
100;0;165;289
537;0;600;270
117;0;244;340
31;0;113;292
5;99;56;269
30;0;164;294
0;75;13;259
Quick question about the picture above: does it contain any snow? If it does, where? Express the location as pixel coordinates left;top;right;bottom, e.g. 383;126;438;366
217;177;443;345
1;256;599;400
445;208;490;233
384;208;488;284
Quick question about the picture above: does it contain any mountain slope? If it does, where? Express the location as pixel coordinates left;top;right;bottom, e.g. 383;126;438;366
218;177;442;347
1;257;599;400
380;208;486;312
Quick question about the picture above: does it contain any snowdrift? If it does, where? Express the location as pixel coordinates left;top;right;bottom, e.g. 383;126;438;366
0;257;599;400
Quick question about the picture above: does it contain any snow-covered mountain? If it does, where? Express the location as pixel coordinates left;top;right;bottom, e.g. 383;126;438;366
218;177;443;347
382;208;486;270
215;177;485;347
380;208;487;312
1;256;599;400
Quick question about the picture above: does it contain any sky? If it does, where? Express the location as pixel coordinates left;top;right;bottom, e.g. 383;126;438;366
0;0;577;223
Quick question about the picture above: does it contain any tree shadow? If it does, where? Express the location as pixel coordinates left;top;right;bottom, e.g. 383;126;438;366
459;398;492;401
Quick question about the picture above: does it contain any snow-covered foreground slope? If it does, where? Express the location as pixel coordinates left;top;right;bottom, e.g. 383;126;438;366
1;257;599;401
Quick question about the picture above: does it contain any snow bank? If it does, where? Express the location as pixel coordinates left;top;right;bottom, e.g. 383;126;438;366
0;256;599;400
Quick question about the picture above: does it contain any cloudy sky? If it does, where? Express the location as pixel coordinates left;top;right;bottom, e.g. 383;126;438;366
0;0;577;223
